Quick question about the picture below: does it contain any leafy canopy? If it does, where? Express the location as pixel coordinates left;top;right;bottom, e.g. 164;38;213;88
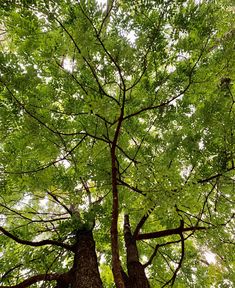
0;0;234;287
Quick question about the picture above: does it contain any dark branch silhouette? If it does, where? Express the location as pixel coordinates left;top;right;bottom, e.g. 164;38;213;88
143;244;160;268
0;272;69;288
0;226;74;251
136;225;207;240
161;221;185;287
133;205;156;239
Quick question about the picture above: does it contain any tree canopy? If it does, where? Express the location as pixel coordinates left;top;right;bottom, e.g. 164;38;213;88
0;0;234;287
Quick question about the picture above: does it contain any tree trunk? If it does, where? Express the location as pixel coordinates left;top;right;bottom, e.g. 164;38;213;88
127;261;150;288
124;215;150;288
70;229;103;288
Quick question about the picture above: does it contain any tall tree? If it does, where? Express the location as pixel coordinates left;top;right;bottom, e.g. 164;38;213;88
0;0;234;287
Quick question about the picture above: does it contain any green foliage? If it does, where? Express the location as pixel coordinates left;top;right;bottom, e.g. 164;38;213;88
0;0;234;287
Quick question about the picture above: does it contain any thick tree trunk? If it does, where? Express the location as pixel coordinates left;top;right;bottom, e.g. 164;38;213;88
127;261;150;288
70;229;103;288
124;215;150;288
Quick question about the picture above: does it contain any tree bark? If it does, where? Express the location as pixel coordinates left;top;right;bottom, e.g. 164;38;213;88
124;215;150;288
71;229;103;288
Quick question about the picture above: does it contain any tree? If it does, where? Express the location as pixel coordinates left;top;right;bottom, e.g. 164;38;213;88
0;0;234;287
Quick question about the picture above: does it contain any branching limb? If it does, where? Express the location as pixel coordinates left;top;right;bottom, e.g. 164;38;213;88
0;272;70;288
133;205;156;239
161;221;185;288
0;201;68;224
0;79;61;137
198;166;235;183
0;226;74;251
98;0;115;35
3;135;87;175
123;81;191;121
78;3;126;90
54;16;120;106
175;205;214;227
197;182;217;226
136;225;207;241
117;179;146;196
123;41;207;121
143;245;159;268
47;191;72;216
80;177;92;206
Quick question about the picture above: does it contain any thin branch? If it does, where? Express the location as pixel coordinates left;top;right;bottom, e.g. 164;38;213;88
0;80;61;137
143;244;159;268
0;226;74;251
159;250;175;273
114;144;140;165
0;273;69;288
117;179;146;196
175;205;214;227
80;177;92;206
54;16;120;105
125;55;148;92
133;205;156;239
0;202;68;224
123;81;191;121
47;191;72;215
54;59;88;95
123;41;207;121
78;3;126;91
197;182;216;226
3;135;87;175
198;166;235;183
125;10;165;92
161;221;185;288
98;0;115;35
0;264;23;282
0;79;94;139
121;114;159;175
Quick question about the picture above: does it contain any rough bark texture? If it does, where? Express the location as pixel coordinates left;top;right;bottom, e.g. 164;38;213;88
124;215;150;288
71;229;103;288
127;261;150;288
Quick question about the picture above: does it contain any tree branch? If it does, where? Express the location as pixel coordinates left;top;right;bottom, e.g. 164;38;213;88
78;3;126;91
3;135;87;175
123;81;191;121
0;79;61;137
80;177;92;206
198;166;235;183
0;272;69;288
123;40;207;121
0;264;23;282
98;0;115;35
117;179;146;196
133;205;156;239
161;221;185;287
143;244;159;268
136;225;207;241
110;104;126;288
54;16;120;106
47;191;72;216
0;226;74;251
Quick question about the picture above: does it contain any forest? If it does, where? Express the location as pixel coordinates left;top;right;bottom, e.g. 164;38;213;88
0;0;234;287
